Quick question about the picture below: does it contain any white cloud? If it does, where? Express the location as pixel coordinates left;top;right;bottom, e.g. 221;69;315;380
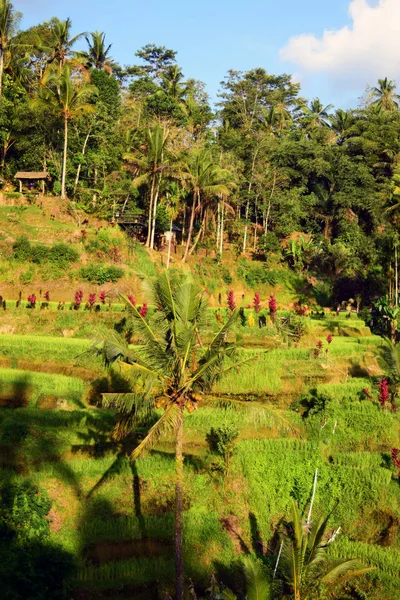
280;0;400;91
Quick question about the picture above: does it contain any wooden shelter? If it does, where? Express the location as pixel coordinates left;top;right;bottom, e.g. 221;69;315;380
14;171;50;195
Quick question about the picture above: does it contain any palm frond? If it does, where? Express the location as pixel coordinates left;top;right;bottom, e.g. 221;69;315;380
242;555;271;600
130;403;181;460
321;560;375;583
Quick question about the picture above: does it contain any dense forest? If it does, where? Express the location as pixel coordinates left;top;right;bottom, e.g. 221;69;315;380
2;1;400;300
2;3;400;600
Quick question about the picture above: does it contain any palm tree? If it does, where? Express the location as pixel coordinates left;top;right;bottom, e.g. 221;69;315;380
329;109;355;141
125;123;179;249
301;98;333;128
38;65;98;198
0;0;21;98
371;78;400;112
43;17;84;69
278;500;373;600
78;31;114;73
92;270;249;600
181;149;232;262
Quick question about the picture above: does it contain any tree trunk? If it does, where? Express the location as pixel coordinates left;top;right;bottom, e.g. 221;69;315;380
146;177;155;247
182;192;197;262
175;406;184;600
73;131;91;194
150;177;160;250
219;201;224;256
0;52;3;100
242;197;250;254
61;114;68;199
167;219;172;269
265;168;277;235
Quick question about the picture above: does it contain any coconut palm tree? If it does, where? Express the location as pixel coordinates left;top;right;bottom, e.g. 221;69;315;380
43;17;84;69
0;0;21;98
91;270;253;600
181;149;232;262
125;123;183;249
371;78;400;112
38;65;98;198
329;109;355;141
278;500;373;600
301;98;333;128
78;31;115;74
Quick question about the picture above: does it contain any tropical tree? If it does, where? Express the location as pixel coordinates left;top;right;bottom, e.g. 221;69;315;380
301;98;333;129
43;17;84;69
0;0;21;98
181;148;232;261
78;31;114;73
278;500;373;600
125;123;179;249
38;64;98;198
371;78;400;112
329;108;355;141
91;270;249;600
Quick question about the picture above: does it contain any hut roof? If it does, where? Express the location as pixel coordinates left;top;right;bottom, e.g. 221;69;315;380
14;171;50;180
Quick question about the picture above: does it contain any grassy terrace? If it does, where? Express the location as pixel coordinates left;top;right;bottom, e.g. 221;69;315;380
1;313;399;599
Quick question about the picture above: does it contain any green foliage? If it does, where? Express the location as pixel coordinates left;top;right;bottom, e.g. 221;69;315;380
79;263;124;284
206;423;239;475
12;236;79;267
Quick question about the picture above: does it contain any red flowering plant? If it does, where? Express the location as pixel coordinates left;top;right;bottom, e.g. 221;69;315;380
99;291;107;305
74;290;84;309
379;378;390;409
391;448;400;475
87;293;96;309
140;303;148;318
268;294;277;323
128;295;136;306
44;291;50;302
253;292;261;314
227;290;235;313
27;294;37;308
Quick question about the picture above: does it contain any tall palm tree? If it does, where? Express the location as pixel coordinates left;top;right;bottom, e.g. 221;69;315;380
278;500;373;600
0;0;21;98
92;271;248;600
371;78;400;112
181;149;232;262
78;31;114;74
43;17;84;69
38;65;98;198
125;123;181;249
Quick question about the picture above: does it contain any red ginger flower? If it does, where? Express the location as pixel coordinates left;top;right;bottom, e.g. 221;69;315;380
379;378;390;408
128;295;136;306
253;292;261;313
326;334;333;344
140;303;148;318
227;290;235;312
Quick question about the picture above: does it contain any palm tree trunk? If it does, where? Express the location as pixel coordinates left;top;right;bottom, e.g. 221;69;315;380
0;52;3;100
73;131;91;194
167;219;172;269
146;177;155;247
219;201;224;256
61;114;68;199
182;192;197;262
175;406;184;600
150;176;160;250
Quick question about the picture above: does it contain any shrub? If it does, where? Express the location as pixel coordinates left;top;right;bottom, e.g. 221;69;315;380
12;237;79;267
12;235;32;261
206;423;239;476
48;243;79;267
79;264;124;284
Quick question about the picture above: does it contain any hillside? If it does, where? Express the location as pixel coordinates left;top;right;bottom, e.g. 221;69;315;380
0;200;399;600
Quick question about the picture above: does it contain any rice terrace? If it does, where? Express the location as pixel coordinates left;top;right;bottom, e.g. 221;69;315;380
1;1;400;599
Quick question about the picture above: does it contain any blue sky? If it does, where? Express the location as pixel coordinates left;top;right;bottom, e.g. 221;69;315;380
17;0;399;108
